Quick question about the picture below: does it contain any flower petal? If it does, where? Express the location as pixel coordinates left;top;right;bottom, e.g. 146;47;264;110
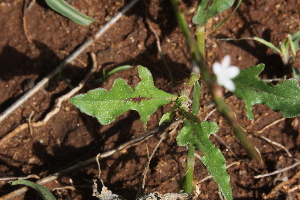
221;55;231;69
223;79;235;91
213;62;222;75
216;75;225;86
227;66;240;78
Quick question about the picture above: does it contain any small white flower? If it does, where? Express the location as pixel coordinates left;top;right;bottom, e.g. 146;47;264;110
212;55;240;91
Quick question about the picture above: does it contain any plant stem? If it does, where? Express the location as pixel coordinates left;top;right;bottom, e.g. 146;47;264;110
196;26;205;64
185;144;195;193
181;73;200;96
184;80;201;193
192;81;201;115
211;89;260;161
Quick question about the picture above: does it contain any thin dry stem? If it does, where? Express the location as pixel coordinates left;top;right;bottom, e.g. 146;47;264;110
141;133;167;190
255;161;300;179
22;0;33;45
213;133;238;158
248;117;292;157
26;0;36;9
256;118;285;134
96;154;102;181
203;108;217;121
259;135;292;157
28;111;34;135
54;186;76;191
218;187;224;200
0;174;39;181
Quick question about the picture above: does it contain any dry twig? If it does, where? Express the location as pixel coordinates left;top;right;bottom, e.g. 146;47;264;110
22;0;33;45
256;118;285;134
0;174;39;182
203;108;216;121
259;135;292;157
92;154;125;200
248;117;292;157
27;111;34;135
246;117;292;157
141;133;167;190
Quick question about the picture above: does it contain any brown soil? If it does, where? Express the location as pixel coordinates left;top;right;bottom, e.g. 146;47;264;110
0;0;300;199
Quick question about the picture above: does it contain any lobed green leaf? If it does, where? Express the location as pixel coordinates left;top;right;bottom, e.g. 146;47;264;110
70;66;176;128
233;64;300;119
177;121;232;200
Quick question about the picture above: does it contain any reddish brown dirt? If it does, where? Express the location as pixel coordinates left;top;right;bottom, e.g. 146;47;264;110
0;0;300;199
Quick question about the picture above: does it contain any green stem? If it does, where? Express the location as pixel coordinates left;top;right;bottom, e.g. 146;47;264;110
196;26;205;62
211;92;260;161
180;73;200;109
184;81;201;193
192;81;201;115
182;73;200;96
185;144;195;193
170;0;207;78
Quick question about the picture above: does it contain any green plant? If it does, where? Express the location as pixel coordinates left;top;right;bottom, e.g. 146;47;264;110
70;64;300;200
